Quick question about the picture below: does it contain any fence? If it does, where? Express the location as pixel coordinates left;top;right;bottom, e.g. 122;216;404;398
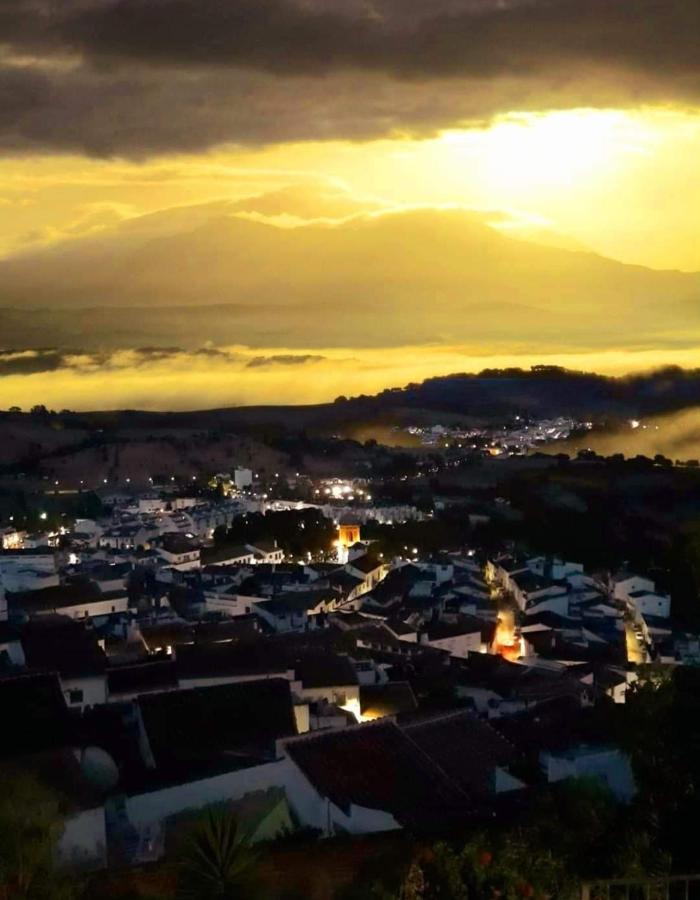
582;876;700;900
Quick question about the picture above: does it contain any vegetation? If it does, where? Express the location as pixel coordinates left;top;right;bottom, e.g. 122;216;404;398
214;508;336;558
175;810;258;900
0;770;78;900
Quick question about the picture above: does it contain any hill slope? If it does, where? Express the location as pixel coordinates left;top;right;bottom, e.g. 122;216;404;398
0;205;698;351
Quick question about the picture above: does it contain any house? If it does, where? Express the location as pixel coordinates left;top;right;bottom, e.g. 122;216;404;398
136;678;299;781
175;640;296;691
454;654;592;718
509;571;569;614
0;550;59;592
627;589;671;619
155;534;201;571
527;556;584;583
485;555;530;592
202;591;267;619
401;711;525;800
1;527;26;550
246;541;285;564
8;580;130;621
359;681;418;721
107;660;179;702
20;616;108;708
201;544;255;567
0;619;24;667
282;720;472;835
293;652;360;712
540;745;636;803
0;670;73;754
252;591;335;633
420;616;494;658
612;571;671;620
345;555;388;595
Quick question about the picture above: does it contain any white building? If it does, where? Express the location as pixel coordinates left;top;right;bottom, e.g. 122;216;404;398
234;468;254;490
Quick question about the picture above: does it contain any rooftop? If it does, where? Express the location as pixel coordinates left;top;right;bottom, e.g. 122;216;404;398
284;720;471;831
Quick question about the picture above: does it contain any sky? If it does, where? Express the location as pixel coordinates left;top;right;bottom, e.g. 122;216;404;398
1;0;700;410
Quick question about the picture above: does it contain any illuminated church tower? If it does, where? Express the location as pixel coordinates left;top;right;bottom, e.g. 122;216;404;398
335;521;361;564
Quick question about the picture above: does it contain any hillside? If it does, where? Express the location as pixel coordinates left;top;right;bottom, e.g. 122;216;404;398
1;204;699;351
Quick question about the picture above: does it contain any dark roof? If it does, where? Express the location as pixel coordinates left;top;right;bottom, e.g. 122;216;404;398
78;561;133;581
347;555;383;575
139;678;297;777
385;619;418;637
511;571;565;594
176;640;292;680
360;681;417;719
193;616;261;644
8;580;102;613
284;720;472;830
402;711;516;800
425;615;490;642
21;617;107;678
0;672;72;757
326;570;365;592
262;591;333;615
107;660;178;696
140;621;195;651
455;654;589;703
158;533;200;554
492;697;608;759
176;635;358;691
293;652;358;689
201;544;254;565
247;541;280;554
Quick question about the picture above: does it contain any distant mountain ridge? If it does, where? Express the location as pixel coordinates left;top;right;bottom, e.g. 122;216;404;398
0;200;699;352
43;365;700;429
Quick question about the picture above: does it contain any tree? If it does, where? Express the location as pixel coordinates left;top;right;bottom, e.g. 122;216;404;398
0;770;77;900
176;810;258;900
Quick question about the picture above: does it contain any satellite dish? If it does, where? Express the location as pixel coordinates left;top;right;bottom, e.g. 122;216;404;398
80;746;119;793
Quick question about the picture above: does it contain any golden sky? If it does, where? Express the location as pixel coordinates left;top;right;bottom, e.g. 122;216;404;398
2;108;700;271
2;1;700;409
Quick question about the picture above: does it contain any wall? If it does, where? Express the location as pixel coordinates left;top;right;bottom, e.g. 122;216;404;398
613;576;655;602
541;748;636;803
62;675;108;709
57;807;107;869
525;593;570;617
203;592;257;617
299;683;360;708
61;596;129;619
633;593;671;619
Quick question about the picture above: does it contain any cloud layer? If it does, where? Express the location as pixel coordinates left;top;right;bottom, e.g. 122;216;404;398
1;1;699;155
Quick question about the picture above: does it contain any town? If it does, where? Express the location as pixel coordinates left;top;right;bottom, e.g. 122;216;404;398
3;442;700;898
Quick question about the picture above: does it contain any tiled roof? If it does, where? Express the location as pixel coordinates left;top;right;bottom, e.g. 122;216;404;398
402;711;516;799
284;720;472;830
139;678;297;777
21;617;107;678
107;660;178;696
0;671;71;757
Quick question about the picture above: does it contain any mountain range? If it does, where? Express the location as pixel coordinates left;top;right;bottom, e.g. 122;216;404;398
1;191;698;352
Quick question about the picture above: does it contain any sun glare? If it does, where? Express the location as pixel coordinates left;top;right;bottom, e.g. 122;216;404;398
441;109;654;196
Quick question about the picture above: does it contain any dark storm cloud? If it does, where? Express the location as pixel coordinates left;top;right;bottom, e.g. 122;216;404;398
1;0;700;155
13;0;699;78
246;354;325;368
0;349;64;376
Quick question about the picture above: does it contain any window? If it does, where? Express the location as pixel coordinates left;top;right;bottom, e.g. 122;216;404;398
68;689;84;705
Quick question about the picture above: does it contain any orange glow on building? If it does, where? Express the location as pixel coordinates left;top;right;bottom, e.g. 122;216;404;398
337;523;361;548
494;617;521;661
